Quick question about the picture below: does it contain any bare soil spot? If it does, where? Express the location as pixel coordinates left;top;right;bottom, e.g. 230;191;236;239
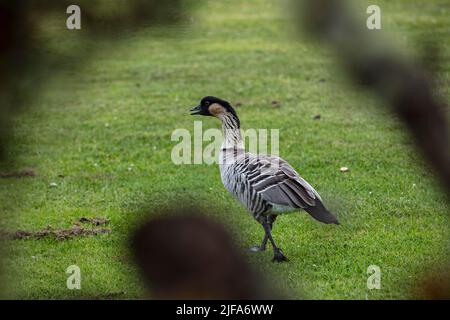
0;224;110;240
0;168;36;178
271;100;281;108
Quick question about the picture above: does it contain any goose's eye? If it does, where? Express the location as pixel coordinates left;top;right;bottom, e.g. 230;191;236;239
205;101;210;107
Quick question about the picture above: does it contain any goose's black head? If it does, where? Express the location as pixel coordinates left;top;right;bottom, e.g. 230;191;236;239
190;96;240;127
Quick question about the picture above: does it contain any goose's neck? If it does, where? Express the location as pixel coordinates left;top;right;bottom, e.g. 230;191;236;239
219;113;243;151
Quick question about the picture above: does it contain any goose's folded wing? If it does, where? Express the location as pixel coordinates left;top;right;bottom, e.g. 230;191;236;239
246;156;320;209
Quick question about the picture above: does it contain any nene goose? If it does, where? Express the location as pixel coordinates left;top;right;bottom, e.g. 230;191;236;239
190;96;339;262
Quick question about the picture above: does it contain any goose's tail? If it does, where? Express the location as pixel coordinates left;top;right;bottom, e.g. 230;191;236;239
304;200;340;225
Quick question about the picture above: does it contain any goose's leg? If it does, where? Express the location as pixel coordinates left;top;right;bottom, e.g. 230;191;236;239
249;233;268;252
249;223;271;252
262;222;288;262
260;233;269;250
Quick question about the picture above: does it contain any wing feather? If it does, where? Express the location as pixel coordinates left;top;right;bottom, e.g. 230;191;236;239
246;155;318;209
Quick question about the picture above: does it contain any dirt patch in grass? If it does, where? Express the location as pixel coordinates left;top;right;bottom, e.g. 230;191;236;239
79;217;109;226
271;100;281;108
0;224;110;240
0;168;36;178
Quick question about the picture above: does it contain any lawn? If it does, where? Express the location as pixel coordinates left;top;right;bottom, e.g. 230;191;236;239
0;0;449;299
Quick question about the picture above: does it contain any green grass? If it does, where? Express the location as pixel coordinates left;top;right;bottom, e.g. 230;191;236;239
1;0;449;299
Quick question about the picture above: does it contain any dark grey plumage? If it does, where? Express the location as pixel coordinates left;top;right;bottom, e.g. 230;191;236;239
191;96;339;262
221;154;338;224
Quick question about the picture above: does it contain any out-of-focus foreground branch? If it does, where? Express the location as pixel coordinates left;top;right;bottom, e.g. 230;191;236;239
0;0;192;297
132;209;277;299
298;0;450;196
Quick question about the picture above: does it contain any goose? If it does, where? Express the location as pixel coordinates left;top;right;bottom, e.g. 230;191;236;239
190;96;339;262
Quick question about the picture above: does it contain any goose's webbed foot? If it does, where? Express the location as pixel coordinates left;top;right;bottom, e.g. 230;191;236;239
272;248;288;262
262;222;289;263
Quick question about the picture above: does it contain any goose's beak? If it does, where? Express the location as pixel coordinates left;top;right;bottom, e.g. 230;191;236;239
190;105;202;115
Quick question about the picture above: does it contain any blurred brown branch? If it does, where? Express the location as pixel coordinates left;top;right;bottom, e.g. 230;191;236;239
0;0;193;296
0;0;190;160
414;265;450;299
132;209;277;299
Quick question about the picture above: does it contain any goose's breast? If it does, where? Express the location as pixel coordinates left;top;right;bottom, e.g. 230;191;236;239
220;163;269;215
